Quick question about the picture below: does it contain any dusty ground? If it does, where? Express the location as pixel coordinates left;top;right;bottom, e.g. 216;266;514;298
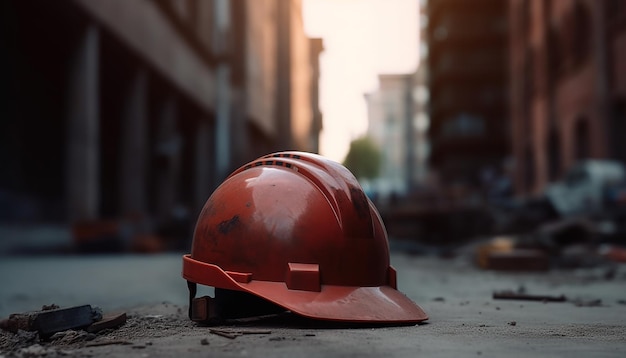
1;251;626;357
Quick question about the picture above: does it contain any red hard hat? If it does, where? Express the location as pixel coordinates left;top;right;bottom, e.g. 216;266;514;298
182;151;428;323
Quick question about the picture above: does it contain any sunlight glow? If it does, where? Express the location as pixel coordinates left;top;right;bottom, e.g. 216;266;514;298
303;0;419;163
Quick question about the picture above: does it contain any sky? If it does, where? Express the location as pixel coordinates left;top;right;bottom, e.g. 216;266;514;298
302;0;419;163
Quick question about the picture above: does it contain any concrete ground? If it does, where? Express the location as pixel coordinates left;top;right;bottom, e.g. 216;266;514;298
1;250;626;357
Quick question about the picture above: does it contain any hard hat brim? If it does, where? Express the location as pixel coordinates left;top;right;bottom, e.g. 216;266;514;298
183;254;428;323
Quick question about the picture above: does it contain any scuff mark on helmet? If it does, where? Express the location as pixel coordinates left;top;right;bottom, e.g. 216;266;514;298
218;215;241;235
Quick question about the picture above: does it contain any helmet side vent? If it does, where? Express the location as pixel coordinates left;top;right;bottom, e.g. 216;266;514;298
242;160;297;171
270;153;301;160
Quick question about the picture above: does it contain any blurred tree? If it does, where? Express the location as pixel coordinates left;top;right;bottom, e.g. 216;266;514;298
343;136;381;180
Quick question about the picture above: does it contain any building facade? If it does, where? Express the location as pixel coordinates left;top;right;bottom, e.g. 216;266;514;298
365;73;423;197
509;0;626;195
412;65;431;185
423;0;509;187
0;0;322;238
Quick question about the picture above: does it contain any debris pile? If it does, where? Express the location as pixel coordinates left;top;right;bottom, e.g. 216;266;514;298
475;160;626;271
0;304;127;356
380;160;626;272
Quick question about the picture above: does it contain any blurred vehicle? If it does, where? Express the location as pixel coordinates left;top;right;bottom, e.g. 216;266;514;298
545;160;626;217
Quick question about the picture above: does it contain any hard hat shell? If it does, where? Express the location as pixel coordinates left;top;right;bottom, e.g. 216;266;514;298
182;151;427;323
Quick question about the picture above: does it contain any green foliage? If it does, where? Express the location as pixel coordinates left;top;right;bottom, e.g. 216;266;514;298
343;136;381;180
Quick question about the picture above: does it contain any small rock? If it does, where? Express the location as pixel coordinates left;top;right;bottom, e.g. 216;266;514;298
508;321;517;326
269;337;286;341
200;338;210;345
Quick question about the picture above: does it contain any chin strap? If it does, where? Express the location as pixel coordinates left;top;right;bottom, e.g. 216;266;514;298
187;281;196;320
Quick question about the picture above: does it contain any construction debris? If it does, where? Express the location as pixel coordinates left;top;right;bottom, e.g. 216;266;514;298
493;291;567;302
486;249;549;271
0;304;127;343
209;329;238;339
477;237;550;271
87;312;127;333
208;328;272;340
0;305;97;337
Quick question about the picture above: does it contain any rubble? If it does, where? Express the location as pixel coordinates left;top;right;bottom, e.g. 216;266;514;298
382;160;626;274
0;305;97;337
0;307;187;355
0;304;128;356
476;237;550;271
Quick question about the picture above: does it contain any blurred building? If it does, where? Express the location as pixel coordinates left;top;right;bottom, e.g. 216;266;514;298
412;65;431;185
422;0;509;187
0;1;322;236
365;69;429;197
509;0;626;195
